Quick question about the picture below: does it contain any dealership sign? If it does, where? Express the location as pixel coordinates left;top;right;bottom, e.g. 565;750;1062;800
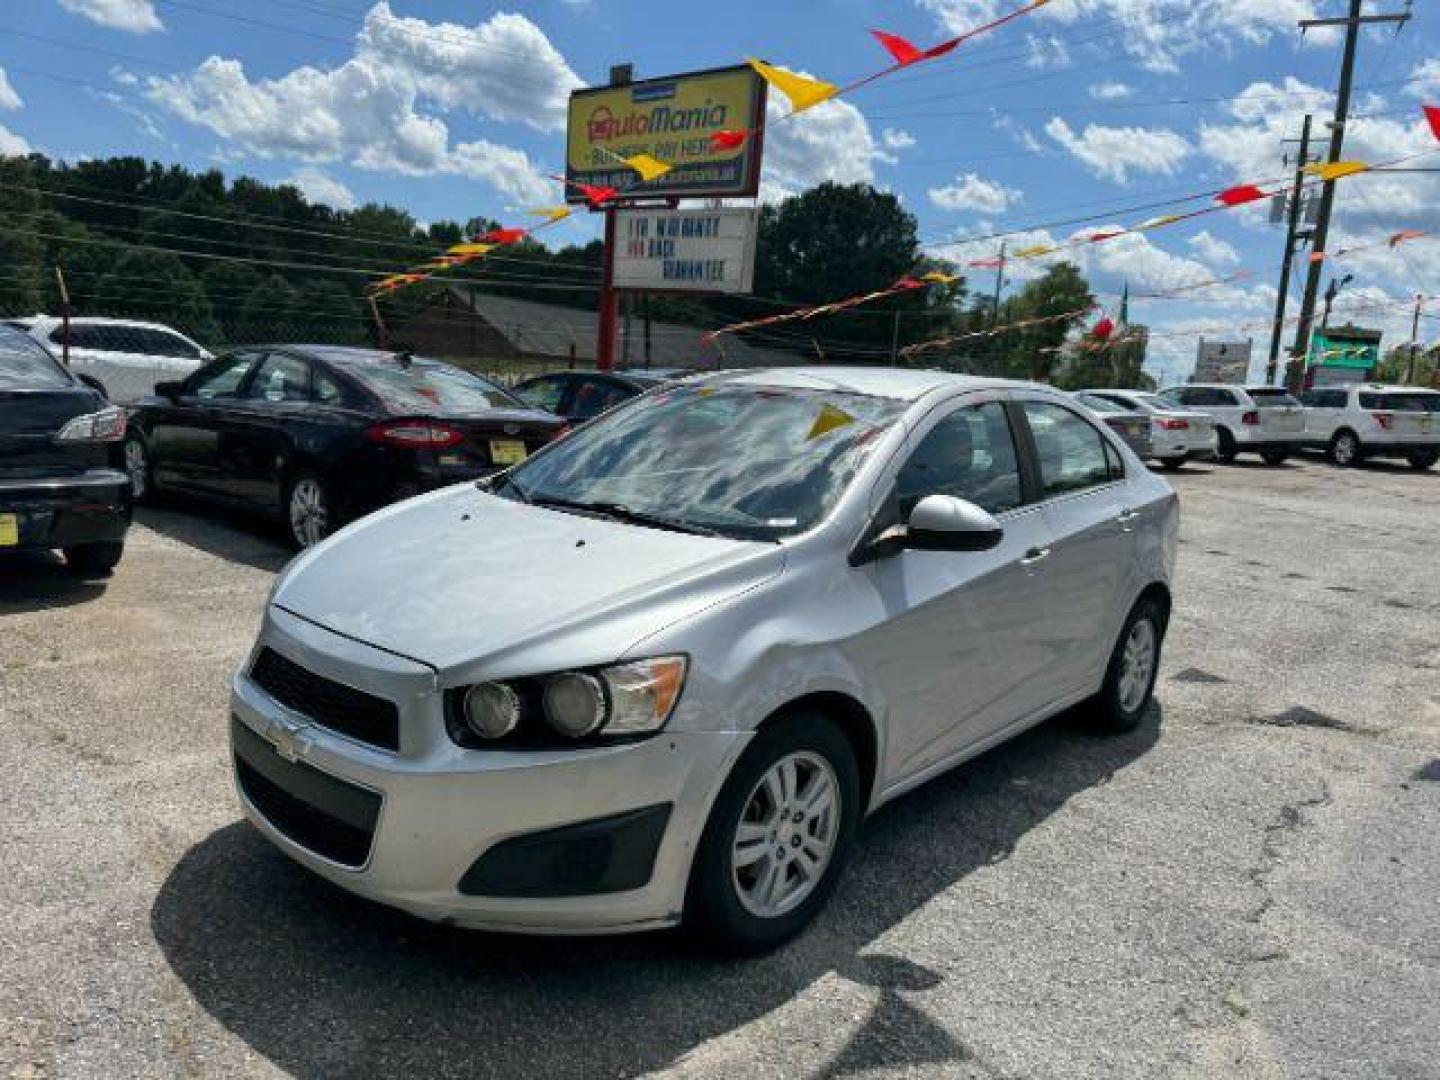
1308;325;1381;370
566;65;767;200
613;208;758;293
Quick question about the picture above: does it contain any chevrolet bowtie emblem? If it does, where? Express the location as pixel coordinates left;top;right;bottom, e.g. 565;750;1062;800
268;716;311;763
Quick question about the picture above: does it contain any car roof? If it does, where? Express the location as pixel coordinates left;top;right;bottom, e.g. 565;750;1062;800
703;366;1024;402
1354;383;1438;393
27;315;192;334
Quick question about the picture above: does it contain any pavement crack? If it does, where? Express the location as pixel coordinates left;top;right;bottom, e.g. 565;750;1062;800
1244;782;1333;925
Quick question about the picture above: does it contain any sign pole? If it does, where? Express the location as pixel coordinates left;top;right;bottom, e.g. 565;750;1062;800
597;207;619;372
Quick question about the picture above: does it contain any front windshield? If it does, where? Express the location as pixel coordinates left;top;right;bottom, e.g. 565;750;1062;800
497;382;906;540
341;360;524;414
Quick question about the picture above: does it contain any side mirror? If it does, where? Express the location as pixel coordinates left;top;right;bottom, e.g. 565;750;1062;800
853;495;1004;564
153;381;183;400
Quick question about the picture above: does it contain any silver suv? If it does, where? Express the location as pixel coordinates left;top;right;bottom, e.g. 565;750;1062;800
1300;384;1440;470
1156;383;1304;465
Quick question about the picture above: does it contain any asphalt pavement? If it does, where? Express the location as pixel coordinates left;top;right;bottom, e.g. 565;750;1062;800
2;456;1437;1080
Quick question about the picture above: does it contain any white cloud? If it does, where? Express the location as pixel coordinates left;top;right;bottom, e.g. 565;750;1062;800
993;114;1044;154
143;4;570;202
760;86;885;198
287;166;356;210
915;0;1331;74
1404;58;1440;100
110;66;139;87
1089;80;1133;101
929;172;1022;214
1187;230;1241;267
882;128;917;151
0;69;22;112
1044;117;1190;183
56;0;163;34
0;124;31;156
1024;34;1071;70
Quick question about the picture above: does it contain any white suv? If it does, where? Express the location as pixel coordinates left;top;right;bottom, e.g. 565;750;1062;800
1156;383;1305;466
5;316;212;403
1300;384;1440;470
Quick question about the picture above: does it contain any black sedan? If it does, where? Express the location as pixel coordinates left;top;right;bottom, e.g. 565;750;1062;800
512;369;674;425
0;323;131;575
125;346;566;548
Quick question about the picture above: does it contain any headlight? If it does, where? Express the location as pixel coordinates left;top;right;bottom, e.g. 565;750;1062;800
447;655;688;748
55;406;126;443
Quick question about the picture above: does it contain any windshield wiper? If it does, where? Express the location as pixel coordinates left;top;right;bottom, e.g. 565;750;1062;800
530;496;721;537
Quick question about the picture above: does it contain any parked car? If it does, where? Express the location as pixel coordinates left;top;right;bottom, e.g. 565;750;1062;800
0;323;131;575
1155;383;1304;465
512;369;674;424
5;316;213;404
1299;384;1440;470
1072;392;1154;460
229;367;1177;951
124;346;566;549
1079;388;1217;470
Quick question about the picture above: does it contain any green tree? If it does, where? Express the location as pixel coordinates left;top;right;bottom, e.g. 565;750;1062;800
1001;262;1094;382
1377;342;1439;386
0;157;47;315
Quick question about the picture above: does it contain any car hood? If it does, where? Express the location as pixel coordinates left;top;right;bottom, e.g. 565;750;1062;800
272;485;784;675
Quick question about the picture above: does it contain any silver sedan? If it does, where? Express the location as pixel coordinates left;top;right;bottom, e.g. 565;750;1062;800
1081;388;1218;470
229;368;1178;952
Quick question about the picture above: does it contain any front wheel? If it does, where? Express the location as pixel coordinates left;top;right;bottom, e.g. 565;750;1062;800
1329;430;1361;467
284;473;335;550
1261;451;1288;466
64;541;124;576
686;713;860;953
1215;428;1237;463
1085;597;1165;734
1157;457;1185;472
1409;451;1438;471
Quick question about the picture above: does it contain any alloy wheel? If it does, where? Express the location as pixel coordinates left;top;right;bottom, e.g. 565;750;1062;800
1333;433;1358;466
288;478;330;548
731;751;840;919
1117;617;1157;714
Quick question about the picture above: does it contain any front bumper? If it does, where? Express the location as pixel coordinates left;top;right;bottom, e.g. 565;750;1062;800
229;607;747;933
0;469;131;552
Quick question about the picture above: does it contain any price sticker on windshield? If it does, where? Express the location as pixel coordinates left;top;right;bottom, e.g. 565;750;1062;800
490;440;528;466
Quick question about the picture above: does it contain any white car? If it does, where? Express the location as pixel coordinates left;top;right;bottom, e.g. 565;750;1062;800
1155;383;1305;466
1300;384;1440;470
1079;388;1217;470
5;316;212;404
229;367;1178;951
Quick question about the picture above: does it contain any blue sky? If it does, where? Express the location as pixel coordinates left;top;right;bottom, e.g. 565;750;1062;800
4;0;1439;380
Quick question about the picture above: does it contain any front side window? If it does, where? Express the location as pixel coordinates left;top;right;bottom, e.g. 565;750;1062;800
1247;389;1301;408
245;354;311;402
499;383;906;540
895;401;1023;517
191;353;259;399
1023;401;1114;498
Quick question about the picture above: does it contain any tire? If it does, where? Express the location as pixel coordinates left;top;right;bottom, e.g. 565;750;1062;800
1261;451;1288;467
1084;597;1165;735
686;712;861;954
1329;430;1361;467
1215;428;1238;463
64;541;124;576
1409;451;1438;471
1158;457;1185;471
283;472;335;550
124;435;155;505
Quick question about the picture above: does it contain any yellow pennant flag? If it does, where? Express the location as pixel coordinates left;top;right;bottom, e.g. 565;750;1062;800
747;58;838;113
922;271;961;284
623;153;674;182
1304;160;1369;182
806;403;856;441
528;206;572;222
1136;214;1183;231
447;242;496;257
1013;244;1054;258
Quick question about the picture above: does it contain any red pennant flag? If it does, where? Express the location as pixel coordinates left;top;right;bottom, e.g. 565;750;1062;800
892;276;927;290
1216;185;1266;207
872;29;924;65
1389;229;1425;247
1308;252;1326;264
709;129;749;151
479;227;528;245
968;258;1003;269
1425;104;1440;142
1088;230;1124;243
1091;316;1115;341
576;182;618;208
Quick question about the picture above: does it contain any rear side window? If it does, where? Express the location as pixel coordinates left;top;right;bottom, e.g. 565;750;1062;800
1359;392;1439;412
344;360;523;413
895;401;1023;516
515;376;568;413
1023;401;1115;498
0;327;71;389
1247;389;1301;408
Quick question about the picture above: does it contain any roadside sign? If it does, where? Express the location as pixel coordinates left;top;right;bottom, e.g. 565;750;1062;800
1194;338;1252;384
1308;326;1381;371
566;65;767;201
613;208;758;293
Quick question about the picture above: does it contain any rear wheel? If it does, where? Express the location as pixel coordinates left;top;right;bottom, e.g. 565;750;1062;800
64;541;124;576
124;436;154;505
284;473;334;550
1215;428;1237;463
1084;597;1164;734
1157;457;1185;471
1261;451;1288;466
686;713;860;954
1329;430;1361;467
1410;451;1439;471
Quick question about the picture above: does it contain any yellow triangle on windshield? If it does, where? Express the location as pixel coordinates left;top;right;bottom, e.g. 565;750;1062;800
807;403;856;441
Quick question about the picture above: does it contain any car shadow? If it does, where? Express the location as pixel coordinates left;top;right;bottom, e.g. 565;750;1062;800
136;504;292;573
0;550;108;612
152;705;1161;1079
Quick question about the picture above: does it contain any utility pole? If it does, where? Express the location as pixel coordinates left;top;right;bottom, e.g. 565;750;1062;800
1266;114;1313;386
1406;293;1423;385
1287;0;1410;391
889;310;902;365
990;240;1007;325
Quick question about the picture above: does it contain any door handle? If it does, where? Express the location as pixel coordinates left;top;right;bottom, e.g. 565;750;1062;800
1115;508;1139;532
1020;546;1051;567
